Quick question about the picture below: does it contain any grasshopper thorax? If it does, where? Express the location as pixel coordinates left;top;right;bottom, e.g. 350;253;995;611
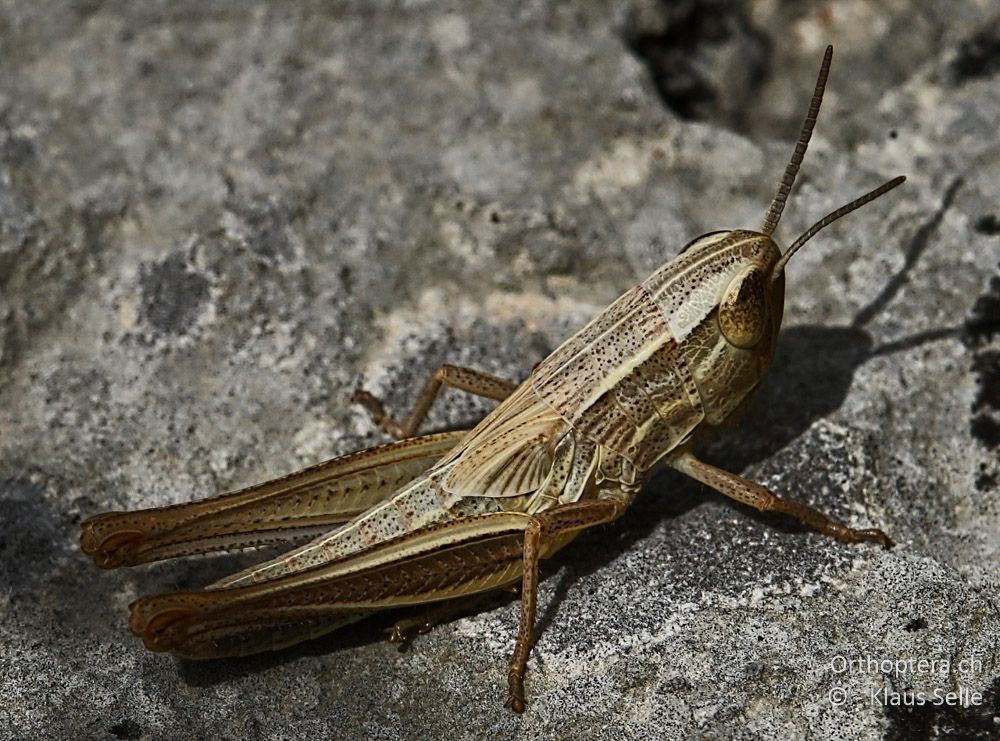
642;229;785;429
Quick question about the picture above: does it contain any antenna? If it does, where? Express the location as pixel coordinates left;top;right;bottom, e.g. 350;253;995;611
760;45;833;237
770;176;906;282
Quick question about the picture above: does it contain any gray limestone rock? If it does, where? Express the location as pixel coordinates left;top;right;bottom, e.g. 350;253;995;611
2;1;998;738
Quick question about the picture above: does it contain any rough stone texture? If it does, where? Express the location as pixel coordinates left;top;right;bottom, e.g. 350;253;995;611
2;1;999;739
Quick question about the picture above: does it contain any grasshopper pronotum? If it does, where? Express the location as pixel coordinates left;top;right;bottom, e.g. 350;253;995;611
81;46;904;712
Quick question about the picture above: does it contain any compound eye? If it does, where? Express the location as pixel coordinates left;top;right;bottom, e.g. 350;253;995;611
718;265;766;348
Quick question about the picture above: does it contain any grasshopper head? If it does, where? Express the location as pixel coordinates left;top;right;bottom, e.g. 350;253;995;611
660;229;785;354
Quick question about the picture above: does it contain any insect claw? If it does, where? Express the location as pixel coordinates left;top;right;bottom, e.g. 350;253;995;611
506;668;528;713
384;616;433;646
836;526;894;550
864;528;895;550
351;388;387;421
504;692;526;714
385;625;406;644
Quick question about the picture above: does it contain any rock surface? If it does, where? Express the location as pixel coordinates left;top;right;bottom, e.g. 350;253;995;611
2;1;999;738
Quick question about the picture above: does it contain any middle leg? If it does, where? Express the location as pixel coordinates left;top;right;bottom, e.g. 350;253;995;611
505;492;632;713
353;363;518;439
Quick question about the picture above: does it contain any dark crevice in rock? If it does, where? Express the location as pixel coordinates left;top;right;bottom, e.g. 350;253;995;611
624;0;771;129
964;267;1000;451
108;719;142;740
975;463;997;491
952;20;1000;82
973;214;1000;235
964;271;1000;345
884;676;1000;740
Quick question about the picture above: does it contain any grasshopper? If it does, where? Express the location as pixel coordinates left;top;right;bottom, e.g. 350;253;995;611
81;46;903;712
